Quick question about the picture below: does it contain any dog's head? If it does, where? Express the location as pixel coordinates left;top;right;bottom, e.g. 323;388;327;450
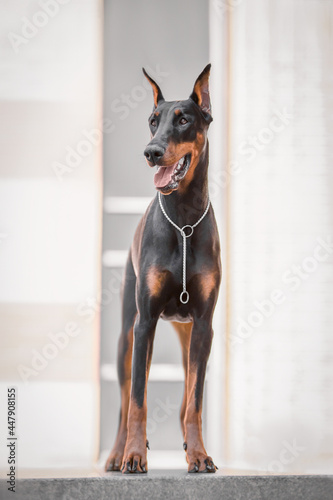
143;65;213;195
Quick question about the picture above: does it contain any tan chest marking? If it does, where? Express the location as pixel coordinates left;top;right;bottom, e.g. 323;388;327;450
146;266;167;297
199;271;216;301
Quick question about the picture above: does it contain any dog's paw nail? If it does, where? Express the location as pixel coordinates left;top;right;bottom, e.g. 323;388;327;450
142;465;147;473
189;463;199;473
146;439;150;450
183;441;187;451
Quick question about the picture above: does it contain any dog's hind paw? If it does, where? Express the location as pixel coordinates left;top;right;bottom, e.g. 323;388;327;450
105;451;124;472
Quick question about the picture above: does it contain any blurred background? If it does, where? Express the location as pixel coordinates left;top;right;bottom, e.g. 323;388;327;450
0;0;332;474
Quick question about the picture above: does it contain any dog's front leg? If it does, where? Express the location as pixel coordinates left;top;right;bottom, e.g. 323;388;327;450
121;315;157;473
184;317;217;473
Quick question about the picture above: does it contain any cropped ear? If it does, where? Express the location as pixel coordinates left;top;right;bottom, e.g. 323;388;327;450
190;64;212;123
142;68;165;108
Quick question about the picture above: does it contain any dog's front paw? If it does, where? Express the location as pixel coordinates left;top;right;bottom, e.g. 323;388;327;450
121;436;148;473
185;445;217;473
121;450;147;473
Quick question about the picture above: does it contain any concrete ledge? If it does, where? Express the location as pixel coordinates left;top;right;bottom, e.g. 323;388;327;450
1;469;332;500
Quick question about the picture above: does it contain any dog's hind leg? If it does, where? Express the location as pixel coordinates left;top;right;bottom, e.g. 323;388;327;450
172;321;192;440
105;252;137;472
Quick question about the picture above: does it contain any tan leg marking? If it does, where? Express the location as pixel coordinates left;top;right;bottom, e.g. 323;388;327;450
172;322;192;437
105;326;134;471
184;364;216;472
122;399;148;473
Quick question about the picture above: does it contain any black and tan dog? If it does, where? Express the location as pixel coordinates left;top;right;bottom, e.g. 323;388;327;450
105;65;221;474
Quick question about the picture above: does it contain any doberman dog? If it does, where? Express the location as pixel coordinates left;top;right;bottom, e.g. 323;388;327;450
105;64;221;474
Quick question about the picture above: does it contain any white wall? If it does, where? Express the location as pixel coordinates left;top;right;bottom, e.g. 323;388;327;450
0;0;103;468
211;0;333;473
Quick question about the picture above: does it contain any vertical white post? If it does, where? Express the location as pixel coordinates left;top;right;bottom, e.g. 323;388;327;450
207;0;231;466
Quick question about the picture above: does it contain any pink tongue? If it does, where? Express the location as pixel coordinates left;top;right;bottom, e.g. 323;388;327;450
154;165;175;188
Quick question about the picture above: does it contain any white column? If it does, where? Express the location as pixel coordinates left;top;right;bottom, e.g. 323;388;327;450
0;0;103;468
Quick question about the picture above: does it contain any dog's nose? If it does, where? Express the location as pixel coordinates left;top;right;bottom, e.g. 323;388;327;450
144;145;165;165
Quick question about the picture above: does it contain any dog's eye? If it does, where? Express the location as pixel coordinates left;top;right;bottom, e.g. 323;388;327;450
179;117;188;125
150;118;157;127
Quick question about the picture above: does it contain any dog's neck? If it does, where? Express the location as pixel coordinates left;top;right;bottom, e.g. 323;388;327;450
161;142;209;228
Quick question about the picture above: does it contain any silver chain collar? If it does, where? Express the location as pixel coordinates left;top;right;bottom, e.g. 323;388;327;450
158;191;210;304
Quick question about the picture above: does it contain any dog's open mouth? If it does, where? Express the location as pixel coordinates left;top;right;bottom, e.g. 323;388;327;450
154;154;191;194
